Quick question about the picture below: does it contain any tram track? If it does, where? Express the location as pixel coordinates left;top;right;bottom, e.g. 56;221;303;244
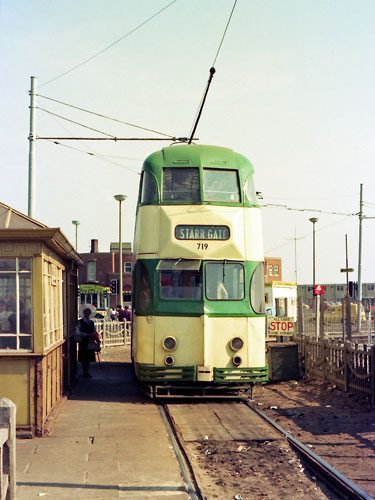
159;400;373;500
245;401;373;500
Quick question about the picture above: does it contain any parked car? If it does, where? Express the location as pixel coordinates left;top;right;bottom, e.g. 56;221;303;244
323;304;366;324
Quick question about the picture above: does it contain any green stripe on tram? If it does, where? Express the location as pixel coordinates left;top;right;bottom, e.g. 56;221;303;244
133;258;265;317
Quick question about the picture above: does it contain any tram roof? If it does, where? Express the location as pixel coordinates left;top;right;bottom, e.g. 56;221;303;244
143;144;254;174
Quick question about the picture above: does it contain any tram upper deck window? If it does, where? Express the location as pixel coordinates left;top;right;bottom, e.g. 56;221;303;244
203;169;240;203
162;168;200;202
141;171;158;204
205;262;244;300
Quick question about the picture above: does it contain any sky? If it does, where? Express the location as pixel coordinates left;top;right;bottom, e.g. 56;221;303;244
1;0;375;285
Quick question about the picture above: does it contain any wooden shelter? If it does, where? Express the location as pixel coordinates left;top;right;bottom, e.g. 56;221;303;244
0;202;82;435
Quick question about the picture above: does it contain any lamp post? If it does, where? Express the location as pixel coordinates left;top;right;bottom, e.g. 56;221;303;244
72;220;80;251
114;195;127;308
309;217;319;339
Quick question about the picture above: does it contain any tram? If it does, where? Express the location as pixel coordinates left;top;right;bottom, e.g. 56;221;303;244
132;144;267;397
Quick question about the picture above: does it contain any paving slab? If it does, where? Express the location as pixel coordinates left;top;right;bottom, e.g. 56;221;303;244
16;347;190;499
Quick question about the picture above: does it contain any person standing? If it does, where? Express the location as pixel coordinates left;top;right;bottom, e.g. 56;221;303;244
124;305;131;321
76;307;100;378
117;304;126;322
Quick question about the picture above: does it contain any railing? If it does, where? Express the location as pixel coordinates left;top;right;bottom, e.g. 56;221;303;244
0;399;16;500
294;336;375;406
94;319;131;347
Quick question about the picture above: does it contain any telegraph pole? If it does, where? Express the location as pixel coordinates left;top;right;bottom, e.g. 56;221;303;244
28;76;37;218
357;184;363;332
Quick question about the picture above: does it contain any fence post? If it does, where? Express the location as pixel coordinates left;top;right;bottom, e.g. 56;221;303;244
371;345;375;407
297;297;304;335
0;398;16;500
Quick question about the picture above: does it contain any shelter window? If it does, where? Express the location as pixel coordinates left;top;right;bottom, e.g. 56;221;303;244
205;262;244;300
157;260;202;299
141;171;158;203
203;169;240;202
162;168;200;202
250;263;265;314
0;258;32;351
43;260;63;349
124;262;132;273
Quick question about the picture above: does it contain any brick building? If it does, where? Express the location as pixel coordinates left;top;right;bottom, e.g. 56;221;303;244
264;257;282;284
79;239;133;308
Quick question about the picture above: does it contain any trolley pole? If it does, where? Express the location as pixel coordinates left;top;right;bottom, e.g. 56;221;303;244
28;76;37;218
357;184;363;333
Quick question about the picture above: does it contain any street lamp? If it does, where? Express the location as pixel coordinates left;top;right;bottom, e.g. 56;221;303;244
72;220;80;251
309;217;319;339
114;195;127;307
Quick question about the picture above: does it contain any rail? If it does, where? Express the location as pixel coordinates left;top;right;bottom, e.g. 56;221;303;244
245;401;373;500
94;319;131;347
0;399;16;500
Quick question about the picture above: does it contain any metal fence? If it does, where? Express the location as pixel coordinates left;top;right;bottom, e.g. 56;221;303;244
0;399;16;500
294;335;375;405
94;319;131;347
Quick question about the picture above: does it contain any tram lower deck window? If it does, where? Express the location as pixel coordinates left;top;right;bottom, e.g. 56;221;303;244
160;270;202;299
205;262;244;300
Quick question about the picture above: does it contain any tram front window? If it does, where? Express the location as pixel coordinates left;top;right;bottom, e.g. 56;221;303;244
162;168;200;202
205;262;244;300
160;270;202;299
203;169;240;202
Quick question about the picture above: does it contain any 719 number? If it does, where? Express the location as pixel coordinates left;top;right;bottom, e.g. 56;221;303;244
197;243;208;250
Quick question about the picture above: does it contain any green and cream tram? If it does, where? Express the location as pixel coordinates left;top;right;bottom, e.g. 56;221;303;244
132;144;267;397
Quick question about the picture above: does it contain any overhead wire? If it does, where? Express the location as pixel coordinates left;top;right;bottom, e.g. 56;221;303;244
37;94;175;138
39;0;177;88
212;0;238;67
44;139;141;175
188;0;238;140
41;109;141;174
265;216;352;254
37;107;115;137
260;203;357;217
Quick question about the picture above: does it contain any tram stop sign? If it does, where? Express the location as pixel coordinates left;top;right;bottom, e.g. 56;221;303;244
314;285;326;296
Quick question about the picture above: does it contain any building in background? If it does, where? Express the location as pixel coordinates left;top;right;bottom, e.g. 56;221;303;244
78;239;133;308
298;283;375;306
264;257;282;284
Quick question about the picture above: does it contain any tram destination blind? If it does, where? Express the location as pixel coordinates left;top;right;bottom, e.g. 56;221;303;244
175;225;230;240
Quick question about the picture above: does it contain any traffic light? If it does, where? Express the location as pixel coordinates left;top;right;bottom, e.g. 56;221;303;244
110;279;118;294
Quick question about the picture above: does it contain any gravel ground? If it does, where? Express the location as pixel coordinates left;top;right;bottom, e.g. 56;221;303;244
97;348;374;499
253;379;375;498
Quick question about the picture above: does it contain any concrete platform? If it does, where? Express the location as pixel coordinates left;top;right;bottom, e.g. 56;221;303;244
16;347;189;500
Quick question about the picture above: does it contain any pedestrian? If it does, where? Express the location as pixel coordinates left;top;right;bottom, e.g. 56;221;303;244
110;307;116;321
124;305;132;321
117;304;126;322
76;307;100;378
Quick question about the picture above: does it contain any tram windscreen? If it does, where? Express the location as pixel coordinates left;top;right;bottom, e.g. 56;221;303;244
160;270;202;299
205;262;244;300
203;169;240;202
162;168;200;202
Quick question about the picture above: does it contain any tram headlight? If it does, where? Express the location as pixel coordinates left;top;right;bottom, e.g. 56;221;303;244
232;355;242;367
230;337;244;351
164;355;175;366
163;336;177;351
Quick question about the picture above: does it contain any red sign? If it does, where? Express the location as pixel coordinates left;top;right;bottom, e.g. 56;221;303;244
268;318;294;334
314;285;326;296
